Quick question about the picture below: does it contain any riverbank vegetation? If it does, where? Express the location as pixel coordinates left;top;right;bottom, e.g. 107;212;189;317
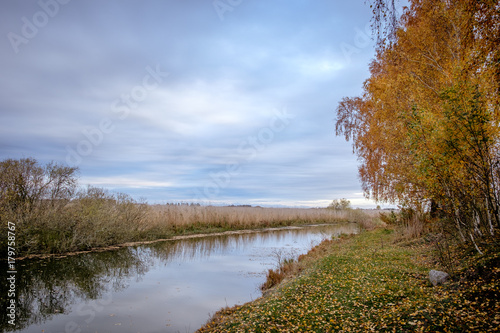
199;226;500;332
0;157;377;257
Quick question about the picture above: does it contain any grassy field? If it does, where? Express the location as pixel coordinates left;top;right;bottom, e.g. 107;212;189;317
199;228;500;332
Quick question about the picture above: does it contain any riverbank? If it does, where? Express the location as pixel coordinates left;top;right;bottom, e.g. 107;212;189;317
8;204;378;258
15;223;350;260
198;228;500;332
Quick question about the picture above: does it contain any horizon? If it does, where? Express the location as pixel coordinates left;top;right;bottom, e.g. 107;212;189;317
0;1;403;209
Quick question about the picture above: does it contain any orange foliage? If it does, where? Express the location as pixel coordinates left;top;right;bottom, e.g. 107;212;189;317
336;0;500;246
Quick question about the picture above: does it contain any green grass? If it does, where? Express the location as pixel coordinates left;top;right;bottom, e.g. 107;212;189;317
199;228;500;332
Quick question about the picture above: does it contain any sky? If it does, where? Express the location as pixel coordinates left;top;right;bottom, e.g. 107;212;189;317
0;0;391;208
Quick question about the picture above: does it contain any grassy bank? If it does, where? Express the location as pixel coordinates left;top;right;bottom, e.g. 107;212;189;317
199;228;500;332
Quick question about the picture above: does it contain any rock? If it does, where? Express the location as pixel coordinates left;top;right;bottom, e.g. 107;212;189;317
429;269;450;286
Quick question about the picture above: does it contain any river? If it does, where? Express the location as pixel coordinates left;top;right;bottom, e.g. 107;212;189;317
1;223;358;333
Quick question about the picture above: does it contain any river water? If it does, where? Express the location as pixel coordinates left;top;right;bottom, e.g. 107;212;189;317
1;223;358;333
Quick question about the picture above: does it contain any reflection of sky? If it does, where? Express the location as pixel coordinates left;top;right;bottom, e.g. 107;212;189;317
0;0;408;208
16;224;358;333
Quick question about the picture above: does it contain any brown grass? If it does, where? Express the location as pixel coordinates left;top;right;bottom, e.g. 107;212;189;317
143;205;366;230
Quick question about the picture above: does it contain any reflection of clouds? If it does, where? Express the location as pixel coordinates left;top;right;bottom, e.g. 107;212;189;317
2;223;358;332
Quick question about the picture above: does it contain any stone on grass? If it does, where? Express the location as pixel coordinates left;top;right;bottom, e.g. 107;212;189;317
429;269;450;286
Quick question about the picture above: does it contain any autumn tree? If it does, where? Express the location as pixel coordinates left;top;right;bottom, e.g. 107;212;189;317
336;0;500;249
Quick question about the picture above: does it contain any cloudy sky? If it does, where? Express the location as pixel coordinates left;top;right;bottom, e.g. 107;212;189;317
0;0;391;208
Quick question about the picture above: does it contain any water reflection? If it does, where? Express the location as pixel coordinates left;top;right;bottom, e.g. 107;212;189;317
0;248;150;331
0;223;358;333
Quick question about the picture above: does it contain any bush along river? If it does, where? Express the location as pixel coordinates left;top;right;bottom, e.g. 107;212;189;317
1;223;358;333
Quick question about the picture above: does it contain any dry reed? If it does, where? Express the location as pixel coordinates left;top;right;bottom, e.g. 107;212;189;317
143;205;358;229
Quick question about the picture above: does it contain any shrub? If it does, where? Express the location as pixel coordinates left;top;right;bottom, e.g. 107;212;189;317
327;198;351;211
0;158;148;255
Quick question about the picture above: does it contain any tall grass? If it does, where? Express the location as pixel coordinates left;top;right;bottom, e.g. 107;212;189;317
379;208;426;240
143;205;368;230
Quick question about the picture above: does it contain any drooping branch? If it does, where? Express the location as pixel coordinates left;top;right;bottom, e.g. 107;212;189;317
366;0;401;47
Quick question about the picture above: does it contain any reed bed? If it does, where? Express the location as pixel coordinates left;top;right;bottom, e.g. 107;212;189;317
138;205;382;242
142;205;367;230
7;198;379;257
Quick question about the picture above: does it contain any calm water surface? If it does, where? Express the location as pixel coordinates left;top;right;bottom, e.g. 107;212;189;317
1;223;358;333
